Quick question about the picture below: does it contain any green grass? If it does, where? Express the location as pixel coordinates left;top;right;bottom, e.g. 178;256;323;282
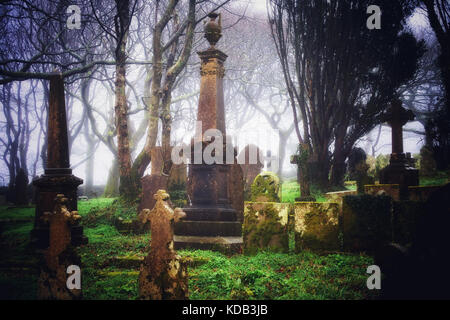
419;171;449;186
0;206;34;220
77;197;117;217
281;180;327;203
181;249;376;300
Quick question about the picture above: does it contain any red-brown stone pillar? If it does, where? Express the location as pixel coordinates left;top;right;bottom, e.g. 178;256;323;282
174;13;242;254
31;73;86;248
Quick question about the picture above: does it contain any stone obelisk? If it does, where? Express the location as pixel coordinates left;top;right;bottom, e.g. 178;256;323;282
380;99;419;198
174;13;243;254
31;73;87;248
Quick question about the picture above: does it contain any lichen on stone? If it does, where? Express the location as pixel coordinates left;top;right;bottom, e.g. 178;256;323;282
243;202;289;254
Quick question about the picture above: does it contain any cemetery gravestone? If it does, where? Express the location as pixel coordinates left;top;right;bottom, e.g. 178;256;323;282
173;13;243;254
138;190;188;300
250;171;281;202
294;202;340;252
37;194;82;300
243;202;290;254
379;99;419;198
237;144;264;199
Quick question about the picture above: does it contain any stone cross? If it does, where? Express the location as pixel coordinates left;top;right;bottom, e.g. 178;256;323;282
379;99;419;196
139;190;186;266
138;190;188;299
382;99;415;156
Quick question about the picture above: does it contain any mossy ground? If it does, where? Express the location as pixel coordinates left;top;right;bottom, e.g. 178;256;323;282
0;197;378;300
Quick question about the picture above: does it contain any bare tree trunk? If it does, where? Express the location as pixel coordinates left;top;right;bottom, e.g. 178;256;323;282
104;158;120;197
114;0;138;201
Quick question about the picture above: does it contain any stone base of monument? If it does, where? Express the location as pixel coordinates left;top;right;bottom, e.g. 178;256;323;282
174;235;243;255
31;172;87;248
138;255;189;300
407;185;443;202
37;247;82;300
324;190;357;212
380;160;419;200
174;206;243;254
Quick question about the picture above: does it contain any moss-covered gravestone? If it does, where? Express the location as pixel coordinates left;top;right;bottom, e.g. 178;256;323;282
250;172;281;202
243;202;290;254
294;202;340;252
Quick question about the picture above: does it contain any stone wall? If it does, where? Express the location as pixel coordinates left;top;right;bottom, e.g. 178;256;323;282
407;185;442;202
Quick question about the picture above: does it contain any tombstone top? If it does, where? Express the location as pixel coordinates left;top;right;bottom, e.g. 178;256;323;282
382;99;415;155
382;99;415;126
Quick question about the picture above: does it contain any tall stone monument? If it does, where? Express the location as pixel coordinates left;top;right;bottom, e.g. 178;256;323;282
380;99;419;197
31;73;87;248
174;13;243;253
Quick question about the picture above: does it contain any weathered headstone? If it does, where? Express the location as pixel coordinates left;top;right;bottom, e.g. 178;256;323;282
250;171;280;202
380;99;419;198
174;13;243;254
139;146;170;213
237;144;264;199
37;194;82;300
243;202;290;254
138;190;188;300
31;73;85;248
294;202;340;252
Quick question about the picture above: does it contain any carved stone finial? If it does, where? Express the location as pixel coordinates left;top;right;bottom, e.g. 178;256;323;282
204;12;222;48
